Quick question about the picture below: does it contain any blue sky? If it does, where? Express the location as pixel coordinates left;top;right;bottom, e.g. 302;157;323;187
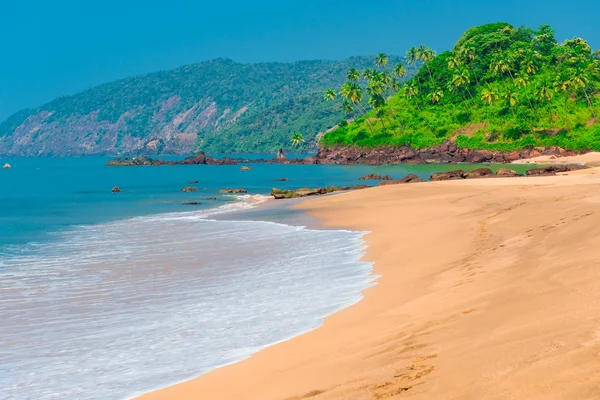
0;0;598;121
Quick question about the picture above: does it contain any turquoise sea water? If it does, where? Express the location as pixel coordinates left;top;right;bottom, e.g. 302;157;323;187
0;156;534;399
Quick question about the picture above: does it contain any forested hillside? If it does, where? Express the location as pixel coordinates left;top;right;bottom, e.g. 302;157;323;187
0;57;402;156
321;23;600;152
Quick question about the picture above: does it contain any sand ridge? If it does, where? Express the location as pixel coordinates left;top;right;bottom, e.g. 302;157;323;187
139;173;600;400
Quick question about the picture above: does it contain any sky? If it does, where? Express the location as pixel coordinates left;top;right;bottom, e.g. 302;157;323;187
1;0;598;121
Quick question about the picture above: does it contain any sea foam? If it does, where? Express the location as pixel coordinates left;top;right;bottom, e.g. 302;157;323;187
0;197;374;400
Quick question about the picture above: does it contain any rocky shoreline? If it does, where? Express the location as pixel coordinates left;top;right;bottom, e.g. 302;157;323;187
106;143;584;167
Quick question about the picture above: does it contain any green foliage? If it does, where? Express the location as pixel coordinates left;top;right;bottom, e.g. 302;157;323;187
321;23;600;152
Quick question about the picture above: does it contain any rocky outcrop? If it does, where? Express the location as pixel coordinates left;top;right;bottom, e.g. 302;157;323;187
430;170;466;181
314;142;581;165
525;164;588;176
240;166;251;171
106;156;163;166
2;163;10;169
181;187;198;192
379;174;426;185
276;148;288;161
111;186;121;193
271;185;370;200
496;168;522;177
359;174;392;181
219;188;247;194
464;168;494;179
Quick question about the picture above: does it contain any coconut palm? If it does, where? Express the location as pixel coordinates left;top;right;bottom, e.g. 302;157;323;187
341;100;355;115
290;133;305;147
324;89;336;101
375;53;389;69
347;68;361;81
458;46;480;85
480;87;498;105
502;89;519;117
417;45;436;84
534;81;554;103
428;89;444;104
362;68;376;80
554;75;573;129
571;67;594;113
392;63;408;80
406;47;419;68
340;82;374;134
452;68;473;98
448;56;462;70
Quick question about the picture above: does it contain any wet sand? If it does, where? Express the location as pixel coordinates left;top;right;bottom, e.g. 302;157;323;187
139;172;600;400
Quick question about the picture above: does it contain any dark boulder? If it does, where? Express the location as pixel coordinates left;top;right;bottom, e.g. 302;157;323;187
465;168;494;179
188;180;199;184
526;164;589;176
359;174;393;181
182;202;201;205
379;174;426;185
429;170;465;181
181;187;198;192
496;168;522;177
219;188;248;194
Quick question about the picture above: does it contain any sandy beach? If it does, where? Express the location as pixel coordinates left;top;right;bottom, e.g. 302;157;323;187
139;171;600;400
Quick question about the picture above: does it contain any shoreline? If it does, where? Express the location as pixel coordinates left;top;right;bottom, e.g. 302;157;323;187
139;167;600;399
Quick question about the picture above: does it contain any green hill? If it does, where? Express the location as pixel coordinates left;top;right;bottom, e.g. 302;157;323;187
321;23;600;152
0;57;403;156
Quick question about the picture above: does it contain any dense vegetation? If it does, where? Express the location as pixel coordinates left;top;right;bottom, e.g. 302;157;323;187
321;23;600;152
0;57;403;156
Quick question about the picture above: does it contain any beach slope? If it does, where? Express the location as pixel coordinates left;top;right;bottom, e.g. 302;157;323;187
140;173;600;400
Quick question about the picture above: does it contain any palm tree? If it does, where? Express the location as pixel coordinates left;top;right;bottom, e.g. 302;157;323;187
480;87;498;105
290;133;305;147
324;89;336;101
571;68;594;113
392;63;408;81
417;45;436;84
514;73;536;112
458;46;480;85
452;68;473;98
428;89;444;104
448;56;462;70
554;76;572;129
341;100;355;116
534;81;554;103
502;89;519;118
406;47;419;68
362;68;376;80
347;68;361;81
340;82;374;134
375;53;389;69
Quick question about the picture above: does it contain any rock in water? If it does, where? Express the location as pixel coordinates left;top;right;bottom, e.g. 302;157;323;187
188;180;199;184
2;163;11;169
429;170;466;181
181;187;198;192
219;189;248;194
359;174;392;181
496;168;522;177
111;186;122;193
182;202;201;205
379;174;426;185
464;168;494;179
526;164;588;176
240;166;251;171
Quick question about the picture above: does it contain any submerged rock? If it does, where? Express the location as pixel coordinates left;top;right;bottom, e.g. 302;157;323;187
379;174;426;185
219;188;248;194
182;202;201;205
106;156;163;166
496;168;522;177
271;185;370;200
111;186;122;193
359;174;392;181
181;187;198;192
464;168;494;179
240;166;251;171
274;177;288;181
188;180;199;184
429;170;466;181
526;164;588;176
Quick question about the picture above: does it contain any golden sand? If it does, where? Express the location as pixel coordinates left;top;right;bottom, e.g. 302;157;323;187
140;172;600;400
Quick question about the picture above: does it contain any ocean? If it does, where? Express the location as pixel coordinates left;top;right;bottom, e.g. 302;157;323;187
0;156;533;399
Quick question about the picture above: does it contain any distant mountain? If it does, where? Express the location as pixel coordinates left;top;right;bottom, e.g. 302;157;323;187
0;57;404;156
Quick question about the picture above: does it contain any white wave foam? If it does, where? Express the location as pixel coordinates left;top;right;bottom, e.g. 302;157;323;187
0;198;374;400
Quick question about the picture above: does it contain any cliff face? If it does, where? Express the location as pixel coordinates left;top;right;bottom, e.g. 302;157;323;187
0;57;396;156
